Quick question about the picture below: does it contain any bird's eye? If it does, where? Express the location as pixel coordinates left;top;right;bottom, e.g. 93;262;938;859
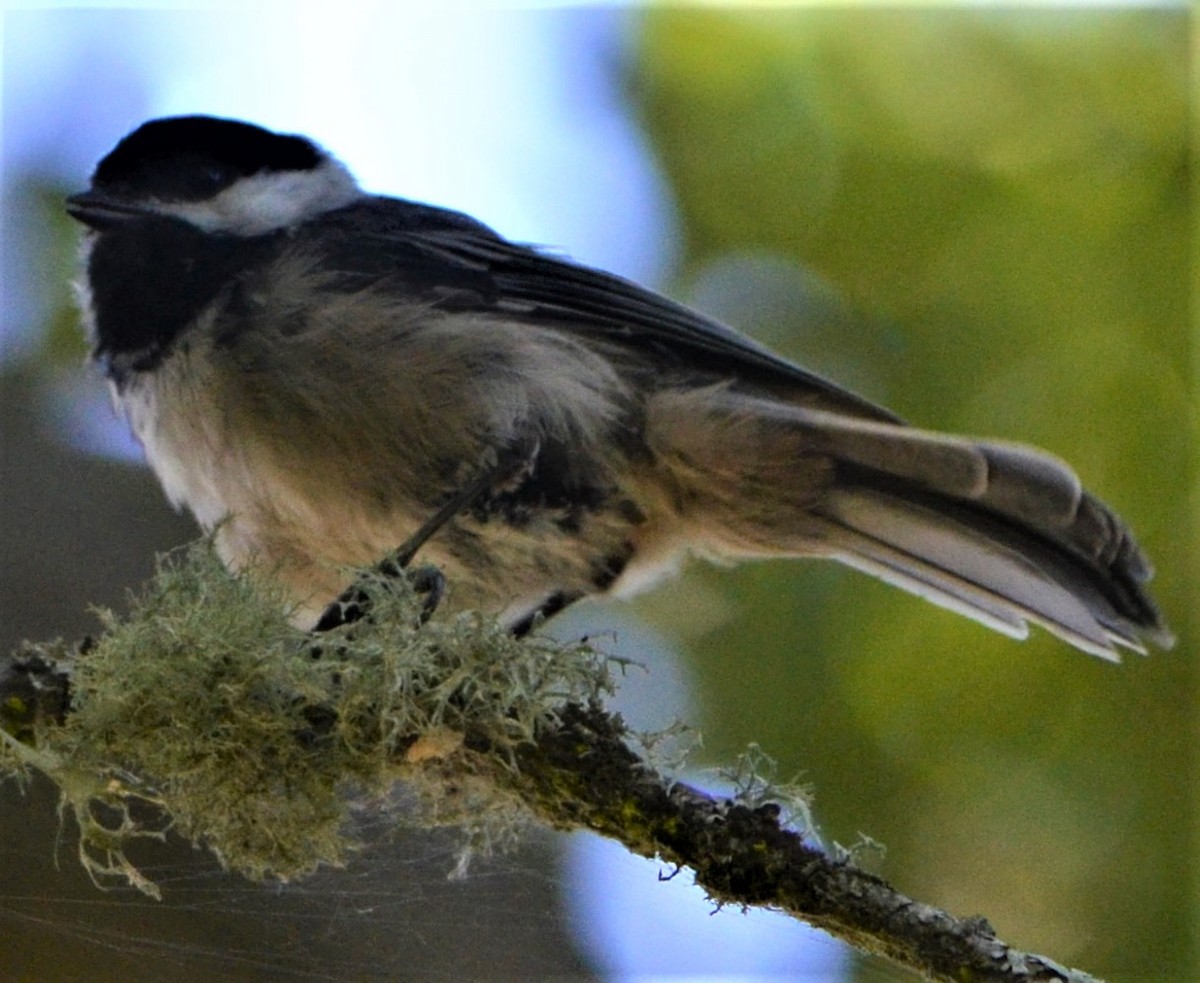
179;157;236;198
201;164;230;189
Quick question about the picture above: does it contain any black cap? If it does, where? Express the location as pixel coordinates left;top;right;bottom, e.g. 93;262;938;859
90;115;323;202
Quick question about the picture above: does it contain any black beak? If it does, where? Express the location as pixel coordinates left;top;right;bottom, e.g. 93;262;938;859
66;190;154;231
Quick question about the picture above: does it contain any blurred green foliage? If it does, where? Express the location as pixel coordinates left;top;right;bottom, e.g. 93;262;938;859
632;8;1192;980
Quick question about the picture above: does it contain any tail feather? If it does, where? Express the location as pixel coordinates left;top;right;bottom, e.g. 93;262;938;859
819;486;1145;659
648;392;1170;659
791;410;1173;659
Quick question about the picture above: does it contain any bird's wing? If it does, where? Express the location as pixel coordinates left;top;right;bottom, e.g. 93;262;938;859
312;198;903;424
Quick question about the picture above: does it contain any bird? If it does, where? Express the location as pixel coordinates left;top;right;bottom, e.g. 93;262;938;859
67;114;1172;659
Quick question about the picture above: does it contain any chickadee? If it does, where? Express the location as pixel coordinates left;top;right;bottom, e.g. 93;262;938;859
68;114;1172;658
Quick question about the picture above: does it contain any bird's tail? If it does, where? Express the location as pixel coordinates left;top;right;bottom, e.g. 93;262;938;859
649;390;1173;659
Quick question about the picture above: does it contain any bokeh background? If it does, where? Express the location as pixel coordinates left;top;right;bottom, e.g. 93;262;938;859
1;4;1193;982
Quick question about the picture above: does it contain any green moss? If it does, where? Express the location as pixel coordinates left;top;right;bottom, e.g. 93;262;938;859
4;541;613;894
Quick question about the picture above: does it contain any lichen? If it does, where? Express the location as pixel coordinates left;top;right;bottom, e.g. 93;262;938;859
4;540;614;895
721;742;815;837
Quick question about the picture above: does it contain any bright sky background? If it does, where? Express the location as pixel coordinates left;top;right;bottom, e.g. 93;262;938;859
1;3;675;356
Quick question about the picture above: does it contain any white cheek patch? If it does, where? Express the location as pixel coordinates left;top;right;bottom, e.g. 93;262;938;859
72;235;100;346
162;158;361;235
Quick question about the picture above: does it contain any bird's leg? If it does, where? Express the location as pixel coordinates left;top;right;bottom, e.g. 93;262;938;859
313;436;539;633
508;590;584;639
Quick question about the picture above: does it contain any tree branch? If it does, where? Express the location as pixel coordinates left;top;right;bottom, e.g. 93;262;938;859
0;547;1102;983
